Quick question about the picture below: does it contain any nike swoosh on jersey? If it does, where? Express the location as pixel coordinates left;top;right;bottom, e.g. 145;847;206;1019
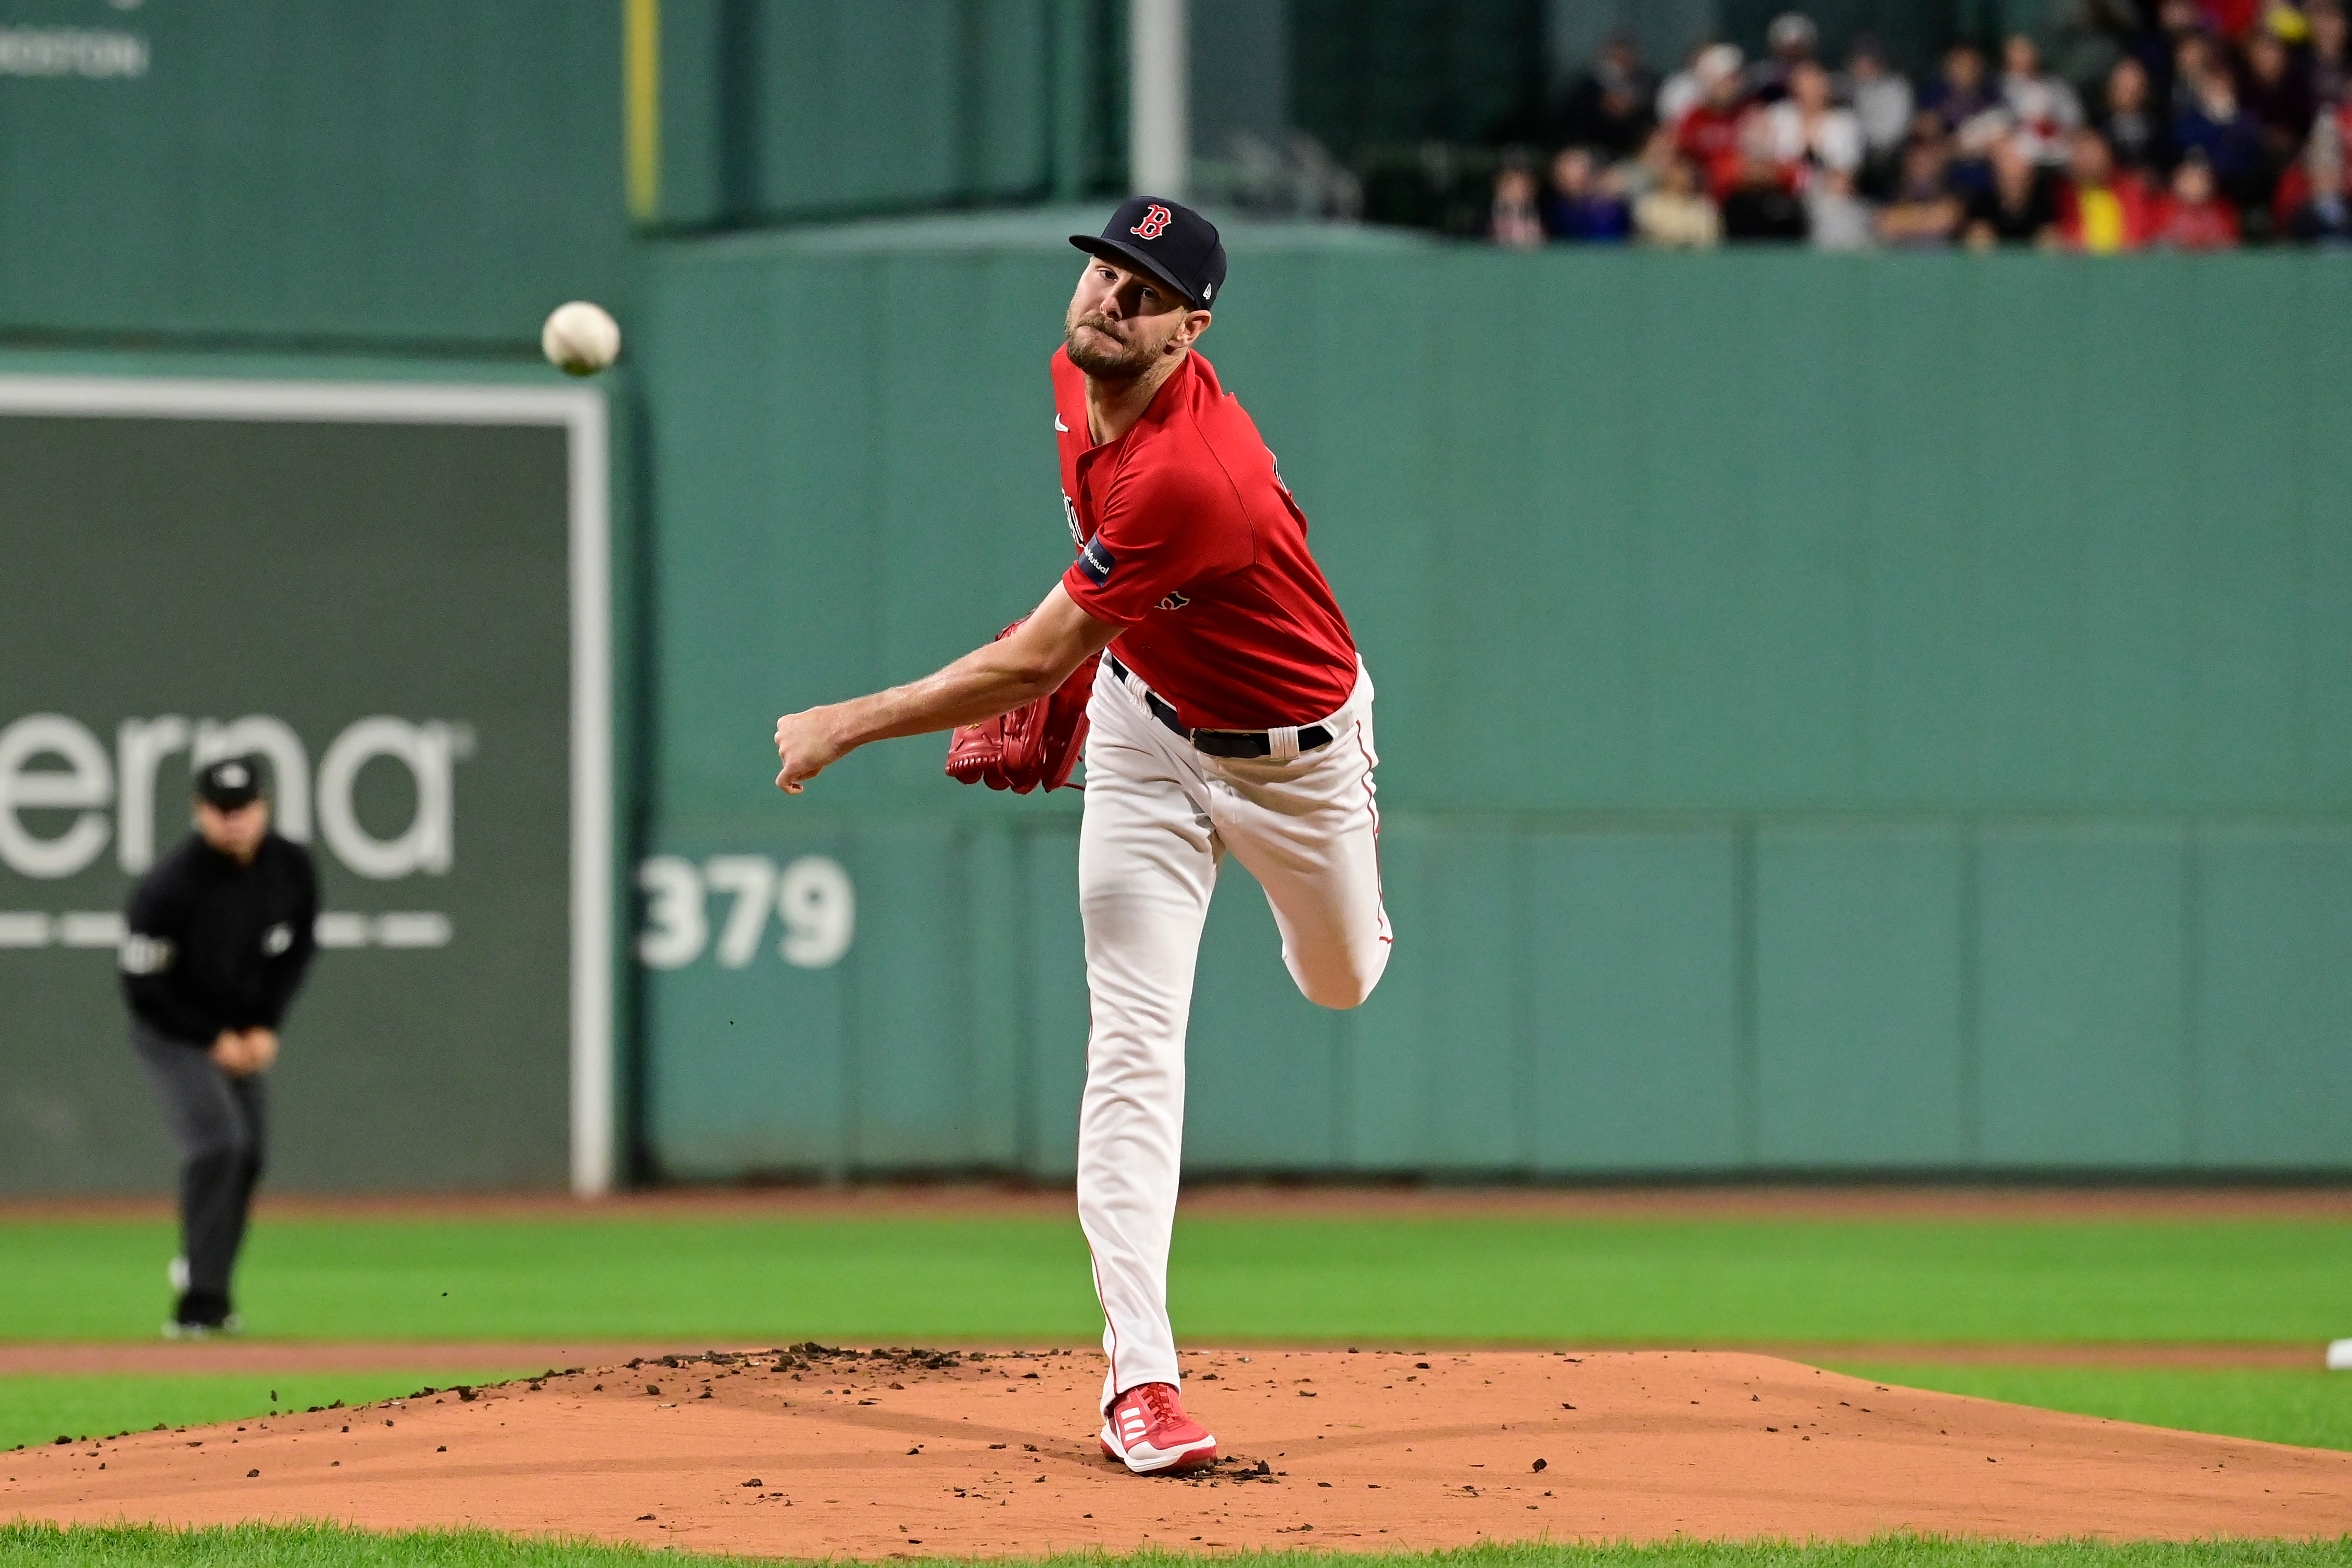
1054;416;1069;432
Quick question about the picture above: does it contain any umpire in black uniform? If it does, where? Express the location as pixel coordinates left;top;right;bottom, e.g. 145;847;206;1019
120;755;319;1337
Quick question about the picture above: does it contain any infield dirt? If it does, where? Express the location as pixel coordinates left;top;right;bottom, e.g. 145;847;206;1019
7;1348;2346;1556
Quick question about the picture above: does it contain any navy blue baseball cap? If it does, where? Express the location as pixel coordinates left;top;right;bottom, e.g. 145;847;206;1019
1071;197;1227;310
194;755;264;810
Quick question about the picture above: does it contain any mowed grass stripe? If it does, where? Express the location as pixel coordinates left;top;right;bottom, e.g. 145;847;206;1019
5;1217;2349;1346
2;1524;2349;1567
1826;1364;2352;1455
0;1371;543;1454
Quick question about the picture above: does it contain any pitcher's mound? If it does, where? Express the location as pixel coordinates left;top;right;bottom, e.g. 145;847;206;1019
7;1348;2346;1556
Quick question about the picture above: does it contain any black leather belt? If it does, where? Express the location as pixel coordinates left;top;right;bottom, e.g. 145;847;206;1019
1105;653;1334;759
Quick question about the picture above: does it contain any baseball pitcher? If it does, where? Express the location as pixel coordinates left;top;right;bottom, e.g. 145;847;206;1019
772;197;1391;1474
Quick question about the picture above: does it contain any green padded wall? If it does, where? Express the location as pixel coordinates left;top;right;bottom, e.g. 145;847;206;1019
0;0;1123;345
648;0;1102;230
635;223;2352;1178
0;2;630;345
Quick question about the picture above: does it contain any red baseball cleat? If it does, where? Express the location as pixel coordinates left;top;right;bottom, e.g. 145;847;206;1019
1098;1381;1217;1474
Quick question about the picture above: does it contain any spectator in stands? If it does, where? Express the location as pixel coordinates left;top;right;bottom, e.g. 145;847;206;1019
2173;46;2269;208
1765;60;1864;187
1806;168;1875;248
1656;40;1714;128
2170;29;2218;113
2096;56;2172;174
1675;44;1752;198
1635;153;1723;246
1948;84;2014;202
1877;133;1967;245
2055;127;2154;249
2002;33;2087;165
2041;0;2132;93
2285;104;2352;239
2197;0;2262;41
1557;32;1658;159
1720;120;1810;240
2149;148;2243;243
1622;124;1682;201
2134;0;2207;109
1921;42;1997;134
1541;147;1632;241
2238;28;2316;169
2308;1;2348;112
1965;132;2061;244
1840;34;1915;193
1748;11;1819;104
1490;166;1544;248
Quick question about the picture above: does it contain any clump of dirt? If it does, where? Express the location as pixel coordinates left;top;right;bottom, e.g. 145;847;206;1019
6;1350;2346;1557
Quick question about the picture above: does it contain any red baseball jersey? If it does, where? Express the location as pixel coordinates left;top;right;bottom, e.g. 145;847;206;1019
1052;348;1357;731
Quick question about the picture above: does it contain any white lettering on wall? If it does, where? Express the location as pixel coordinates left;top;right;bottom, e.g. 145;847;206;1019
632;854;855;970
778;855;856;967
115;715;188;875
1;712;467;883
635;856;706;970
316;717;455;880
0;715;115;879
0;28;148;78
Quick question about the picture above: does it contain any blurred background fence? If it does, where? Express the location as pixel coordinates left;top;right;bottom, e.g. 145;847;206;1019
0;1;2345;1189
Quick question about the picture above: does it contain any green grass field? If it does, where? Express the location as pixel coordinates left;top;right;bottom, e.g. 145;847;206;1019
1822;1366;2352;1452
0;1371;535;1453
6;1206;2349;1563
9;1212;2349;1345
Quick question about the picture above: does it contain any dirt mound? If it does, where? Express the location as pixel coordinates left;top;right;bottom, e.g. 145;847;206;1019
7;1348;2346;1556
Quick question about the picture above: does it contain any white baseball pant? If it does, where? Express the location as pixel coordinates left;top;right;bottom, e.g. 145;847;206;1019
1075;655;1392;1410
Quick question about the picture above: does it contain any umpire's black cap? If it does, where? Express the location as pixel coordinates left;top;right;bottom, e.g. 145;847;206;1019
1071;197;1226;310
194;755;265;810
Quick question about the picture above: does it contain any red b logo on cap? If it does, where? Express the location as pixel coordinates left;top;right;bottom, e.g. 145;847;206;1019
1130;204;1173;240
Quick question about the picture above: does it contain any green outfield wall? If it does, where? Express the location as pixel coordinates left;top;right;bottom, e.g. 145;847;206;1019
0;3;630;347
646;0;1122;231
0;0;1118;347
632;223;2352;1180
4;226;2345;1191
14;4;2342;1194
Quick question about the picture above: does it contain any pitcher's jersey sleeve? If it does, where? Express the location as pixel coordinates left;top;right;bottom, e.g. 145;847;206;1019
1060;454;1252;627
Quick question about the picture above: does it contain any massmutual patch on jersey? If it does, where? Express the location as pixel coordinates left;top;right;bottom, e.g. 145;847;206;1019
1078;536;1116;585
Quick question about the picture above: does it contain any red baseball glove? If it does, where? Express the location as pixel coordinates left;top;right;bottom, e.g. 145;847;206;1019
944;622;1097;793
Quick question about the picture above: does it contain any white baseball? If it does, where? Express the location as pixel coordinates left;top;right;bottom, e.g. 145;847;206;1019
542;300;621;376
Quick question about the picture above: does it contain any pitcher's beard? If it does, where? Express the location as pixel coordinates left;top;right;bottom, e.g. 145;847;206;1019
1063;313;1161;380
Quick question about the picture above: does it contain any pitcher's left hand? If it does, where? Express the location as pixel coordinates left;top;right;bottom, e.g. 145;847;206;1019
774;709;844;794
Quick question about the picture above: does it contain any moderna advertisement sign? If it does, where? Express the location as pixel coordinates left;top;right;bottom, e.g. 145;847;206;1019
0;377;609;1196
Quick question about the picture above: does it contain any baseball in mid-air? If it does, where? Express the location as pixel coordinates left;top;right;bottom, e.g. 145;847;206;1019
541;300;621;376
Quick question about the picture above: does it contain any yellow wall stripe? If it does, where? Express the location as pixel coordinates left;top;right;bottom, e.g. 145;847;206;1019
625;0;659;222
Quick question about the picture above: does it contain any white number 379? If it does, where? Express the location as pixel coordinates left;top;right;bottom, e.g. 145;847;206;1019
635;854;855;970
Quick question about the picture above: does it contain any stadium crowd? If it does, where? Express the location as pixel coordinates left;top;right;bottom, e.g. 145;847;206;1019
1490;0;2352;249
